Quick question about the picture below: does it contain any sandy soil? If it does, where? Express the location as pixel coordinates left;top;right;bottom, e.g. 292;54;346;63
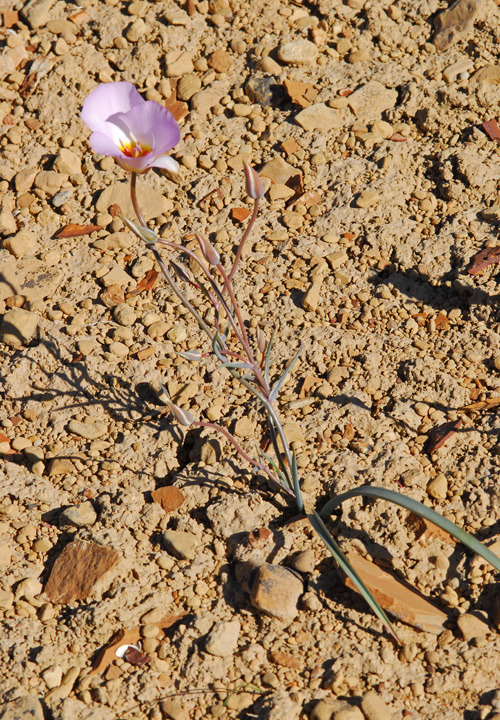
2;0;500;718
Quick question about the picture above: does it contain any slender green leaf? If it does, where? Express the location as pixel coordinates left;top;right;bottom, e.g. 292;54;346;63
291;451;304;513
264;328;275;386
307;510;399;642
320;486;500;574
218;362;254;371
266;414;291;484
257;446;291;489
269;344;303;402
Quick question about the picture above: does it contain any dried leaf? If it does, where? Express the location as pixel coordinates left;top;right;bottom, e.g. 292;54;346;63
91;614;186;675
467;246;500;275
482;119;500;142
124;646;150;666
459;396;500;412
389;133;408;142
19;73;37;99
425;418;463;454
126;269;159;298
54;223;102;239
108;203;122;217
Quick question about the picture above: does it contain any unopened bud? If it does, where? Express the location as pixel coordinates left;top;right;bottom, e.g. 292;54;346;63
256;326;267;353
120;216;158;244
196;233;220;266
178;350;203;362
243;163;264;200
167;400;194;427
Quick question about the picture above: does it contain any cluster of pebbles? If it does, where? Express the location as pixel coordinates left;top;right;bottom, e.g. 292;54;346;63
3;0;500;718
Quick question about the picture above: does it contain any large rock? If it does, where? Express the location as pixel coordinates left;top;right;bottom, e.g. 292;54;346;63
96;181;172;222
433;0;484;52
0;309;39;345
0;695;44;720
44;540;119;603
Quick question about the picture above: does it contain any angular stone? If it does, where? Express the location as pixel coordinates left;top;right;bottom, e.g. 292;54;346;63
259;157;300;185
176;74;201;101
101;266;136;289
151;486;185;513
59;501;97;528
295;103;352;132
163;530;197;560
96;181;171;222
0;256;63;303
457;612;490;642
472;64;500;85
345;552;447;633
53;148;81;175
302;281;322;311
0;695;44;720
433;0;483;52
67;419;108;440
277;39;319;66
48;457;77;476
2;230;37;258
205;620;240;656
208;49;231;73
190;84;227;117
21;0;55;29
246;76;287;107
234;416;256;438
34;170;64;194
347;81;398;121
0;309;39;345
360;691;391;720
14;169;37;193
44;540;119;603
247;562;303;619
165;50;194;77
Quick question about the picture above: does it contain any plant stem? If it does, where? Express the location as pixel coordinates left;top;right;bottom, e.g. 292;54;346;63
227;199;259;285
130;172;146;227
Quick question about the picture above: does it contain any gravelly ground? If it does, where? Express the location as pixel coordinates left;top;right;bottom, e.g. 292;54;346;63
3;0;500;718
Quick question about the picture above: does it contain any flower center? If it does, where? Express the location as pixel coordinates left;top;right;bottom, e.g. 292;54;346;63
119;140;151;158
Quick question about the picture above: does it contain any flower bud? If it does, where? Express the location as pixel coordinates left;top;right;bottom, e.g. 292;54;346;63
121;215;158;244
243;163;264;200
196;233;220;266
167;400;194;427
256;326;267;353
178;350;203;362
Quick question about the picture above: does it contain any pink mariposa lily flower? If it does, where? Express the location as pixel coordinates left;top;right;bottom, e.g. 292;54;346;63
81;81;180;174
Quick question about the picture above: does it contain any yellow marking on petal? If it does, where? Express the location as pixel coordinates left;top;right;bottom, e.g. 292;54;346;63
118;140;152;159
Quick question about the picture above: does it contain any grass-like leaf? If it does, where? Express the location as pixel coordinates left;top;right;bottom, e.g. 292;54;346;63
263;328;275;386
291;451;304;513
307;510;399;642
320;486;500;573
269;344;303;402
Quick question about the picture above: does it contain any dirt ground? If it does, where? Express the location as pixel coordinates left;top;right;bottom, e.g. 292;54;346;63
4;0;500;718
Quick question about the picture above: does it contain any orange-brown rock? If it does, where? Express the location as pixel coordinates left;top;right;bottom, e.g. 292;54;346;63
345;552;447;634
151;486;185;513
44;540;119;603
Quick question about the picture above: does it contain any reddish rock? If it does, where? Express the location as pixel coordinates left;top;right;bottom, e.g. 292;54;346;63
345;552;447;634
151;486;185;513
208;49;232;73
44;540;119;603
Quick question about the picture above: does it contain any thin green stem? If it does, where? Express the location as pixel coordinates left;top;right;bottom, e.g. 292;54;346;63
130;173;146;227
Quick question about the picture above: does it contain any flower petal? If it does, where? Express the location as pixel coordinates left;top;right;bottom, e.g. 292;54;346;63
149;155;180;173
115;155;152;173
81;82;143;136
88;131;124;157
118;101;180;154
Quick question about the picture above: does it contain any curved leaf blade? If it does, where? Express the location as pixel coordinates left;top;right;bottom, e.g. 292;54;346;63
320;486;500;574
